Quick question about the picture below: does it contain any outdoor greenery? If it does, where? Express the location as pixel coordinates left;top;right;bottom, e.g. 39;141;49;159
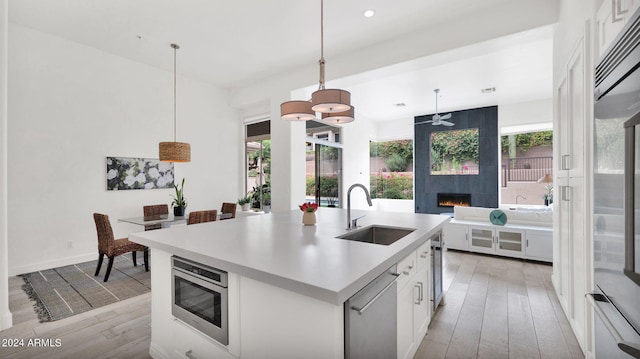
370;173;413;199
306;175;339;205
501;130;553;153
247;139;271;208
430;129;479;174
369;139;414;199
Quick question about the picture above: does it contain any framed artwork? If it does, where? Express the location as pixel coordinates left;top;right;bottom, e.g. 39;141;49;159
106;157;174;190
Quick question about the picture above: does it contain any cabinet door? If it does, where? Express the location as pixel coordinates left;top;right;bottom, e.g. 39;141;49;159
525;229;553;262
495;229;524;257
414;265;431;341
397;281;416;359
443;223;468;250
567;38;585;178
469;227;494;254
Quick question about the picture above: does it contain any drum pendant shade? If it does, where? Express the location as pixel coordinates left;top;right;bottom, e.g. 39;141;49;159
321;106;355;124
281;101;315;121
159;142;191;162
311;89;351;113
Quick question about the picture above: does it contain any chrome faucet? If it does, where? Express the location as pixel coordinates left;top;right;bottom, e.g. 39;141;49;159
347;183;373;229
516;194;526;204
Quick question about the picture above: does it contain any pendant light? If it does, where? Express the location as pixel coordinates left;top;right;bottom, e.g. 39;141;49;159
280;0;354;123
159;43;191;162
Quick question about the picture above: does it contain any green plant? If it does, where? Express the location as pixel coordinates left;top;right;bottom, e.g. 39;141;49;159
171;178;187;208
238;196;251;205
386;153;408;172
262;193;271;206
370;173;413;199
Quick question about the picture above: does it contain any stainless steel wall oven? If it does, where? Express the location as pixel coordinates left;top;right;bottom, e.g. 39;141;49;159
172;256;228;345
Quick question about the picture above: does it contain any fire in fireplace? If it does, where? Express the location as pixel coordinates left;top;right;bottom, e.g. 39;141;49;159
438;193;471;207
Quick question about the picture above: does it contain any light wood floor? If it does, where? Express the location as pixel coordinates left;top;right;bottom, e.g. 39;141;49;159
415;250;584;359
1;251;583;359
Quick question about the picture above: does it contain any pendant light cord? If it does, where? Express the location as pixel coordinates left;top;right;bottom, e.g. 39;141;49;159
172;43;179;142
318;0;325;91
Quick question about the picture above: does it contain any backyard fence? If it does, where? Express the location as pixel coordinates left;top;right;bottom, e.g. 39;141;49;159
501;156;553;186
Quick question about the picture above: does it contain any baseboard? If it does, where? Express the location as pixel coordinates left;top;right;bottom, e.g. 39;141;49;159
9;252;97;276
0;309;12;331
149;342;170;359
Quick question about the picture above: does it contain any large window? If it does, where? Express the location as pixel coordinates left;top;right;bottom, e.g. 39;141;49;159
306;121;342;207
370;140;413;199
245;120;271;209
500;129;553;205
430;129;479;175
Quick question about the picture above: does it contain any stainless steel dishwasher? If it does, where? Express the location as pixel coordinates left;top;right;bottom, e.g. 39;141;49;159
344;264;399;359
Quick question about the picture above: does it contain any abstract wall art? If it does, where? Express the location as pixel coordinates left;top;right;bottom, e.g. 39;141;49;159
106;157;174;190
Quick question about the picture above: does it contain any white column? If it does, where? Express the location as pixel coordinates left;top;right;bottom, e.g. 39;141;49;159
0;0;12;331
269;92;306;211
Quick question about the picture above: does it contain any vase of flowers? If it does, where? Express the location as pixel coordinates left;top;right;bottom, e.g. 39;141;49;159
299;202;318;226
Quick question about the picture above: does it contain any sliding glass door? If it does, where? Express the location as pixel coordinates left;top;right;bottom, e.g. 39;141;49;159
306;142;341;207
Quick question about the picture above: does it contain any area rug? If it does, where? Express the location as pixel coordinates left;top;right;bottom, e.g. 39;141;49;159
21;253;151;322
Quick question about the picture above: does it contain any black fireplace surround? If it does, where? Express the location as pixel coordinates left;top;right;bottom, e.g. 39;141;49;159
414;106;498;214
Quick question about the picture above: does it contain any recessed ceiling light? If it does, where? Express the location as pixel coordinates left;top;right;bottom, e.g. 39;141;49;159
394;103;406;107
363;10;375;18
481;87;496;93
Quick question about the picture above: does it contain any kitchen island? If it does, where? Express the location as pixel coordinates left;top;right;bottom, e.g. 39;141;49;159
130;208;449;359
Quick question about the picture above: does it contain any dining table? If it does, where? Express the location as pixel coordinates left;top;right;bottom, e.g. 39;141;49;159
118;214;186;228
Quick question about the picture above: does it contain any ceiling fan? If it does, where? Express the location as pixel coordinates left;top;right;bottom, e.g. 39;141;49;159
415;89;454;127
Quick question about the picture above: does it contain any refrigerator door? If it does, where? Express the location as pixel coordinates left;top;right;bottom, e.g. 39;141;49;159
594;50;640;337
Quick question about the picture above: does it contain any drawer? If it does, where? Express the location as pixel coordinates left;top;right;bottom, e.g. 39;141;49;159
173;319;236;359
397;250;416;289
416;239;431;271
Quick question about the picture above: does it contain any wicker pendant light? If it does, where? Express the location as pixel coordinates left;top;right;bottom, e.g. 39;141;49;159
280;0;354;122
159;43;191;162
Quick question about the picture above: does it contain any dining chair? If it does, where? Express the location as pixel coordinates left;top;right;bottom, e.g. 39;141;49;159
220;202;237;219
187;210;218;225
93;213;149;282
143;204;169;231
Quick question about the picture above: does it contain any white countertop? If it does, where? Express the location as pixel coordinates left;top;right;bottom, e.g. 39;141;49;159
130;208;449;305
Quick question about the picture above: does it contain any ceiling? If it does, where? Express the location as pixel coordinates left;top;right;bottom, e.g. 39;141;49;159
8;0;555;122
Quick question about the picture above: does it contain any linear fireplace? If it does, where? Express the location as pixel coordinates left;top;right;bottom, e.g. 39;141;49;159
437;193;471;208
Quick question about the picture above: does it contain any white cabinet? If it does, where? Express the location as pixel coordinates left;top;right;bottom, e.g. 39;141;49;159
173;319;236;359
468;226;524;258
525;229;553;262
443;223;468;250
397;238;432;359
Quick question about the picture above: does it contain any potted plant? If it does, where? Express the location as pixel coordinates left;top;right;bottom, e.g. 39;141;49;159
543;184;553;206
171;178;187;216
238;196;251;211
262;193;271;214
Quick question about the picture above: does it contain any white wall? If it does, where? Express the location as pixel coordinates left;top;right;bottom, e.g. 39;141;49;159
7;24;240;275
0;0;12;331
498;98;553;130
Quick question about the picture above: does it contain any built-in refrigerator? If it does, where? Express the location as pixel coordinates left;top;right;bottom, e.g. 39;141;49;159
591;6;640;358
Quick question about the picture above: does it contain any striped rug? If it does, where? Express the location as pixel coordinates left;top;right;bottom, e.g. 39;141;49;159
21;253;151;322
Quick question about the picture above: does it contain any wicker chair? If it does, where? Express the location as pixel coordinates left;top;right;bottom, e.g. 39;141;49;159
220;202;237;220
93;213;149;282
143;204;169;231
187;210;218;225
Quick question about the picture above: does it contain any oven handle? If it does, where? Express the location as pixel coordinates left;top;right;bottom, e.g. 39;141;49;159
351;273;401;315
586;293;640;358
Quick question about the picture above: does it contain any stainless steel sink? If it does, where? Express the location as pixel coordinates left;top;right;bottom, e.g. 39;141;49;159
336;225;415;246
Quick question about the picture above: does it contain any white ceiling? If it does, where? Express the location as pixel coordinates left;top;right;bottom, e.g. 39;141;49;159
8;0;554;122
